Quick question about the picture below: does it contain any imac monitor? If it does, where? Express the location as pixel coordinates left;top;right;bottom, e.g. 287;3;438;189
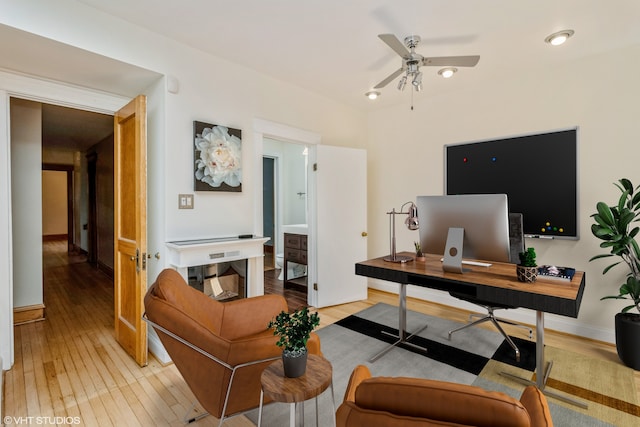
416;194;511;273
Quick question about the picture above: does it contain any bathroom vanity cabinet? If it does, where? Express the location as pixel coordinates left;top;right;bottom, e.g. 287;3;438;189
283;232;308;291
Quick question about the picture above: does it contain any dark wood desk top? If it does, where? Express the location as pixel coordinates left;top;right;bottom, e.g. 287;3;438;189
356;253;585;318
261;354;333;403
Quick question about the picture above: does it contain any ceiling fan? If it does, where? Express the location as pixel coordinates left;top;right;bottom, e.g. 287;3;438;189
374;34;480;92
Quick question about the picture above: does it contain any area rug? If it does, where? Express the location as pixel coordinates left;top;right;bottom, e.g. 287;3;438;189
247;303;639;426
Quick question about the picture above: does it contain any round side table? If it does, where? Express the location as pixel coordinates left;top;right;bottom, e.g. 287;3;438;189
258;354;335;427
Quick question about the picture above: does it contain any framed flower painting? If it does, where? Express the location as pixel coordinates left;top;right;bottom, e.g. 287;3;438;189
193;121;242;192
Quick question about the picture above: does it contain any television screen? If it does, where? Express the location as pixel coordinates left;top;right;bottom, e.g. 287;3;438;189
445;128;578;239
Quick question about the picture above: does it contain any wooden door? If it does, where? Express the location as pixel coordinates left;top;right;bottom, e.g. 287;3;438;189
313;145;368;307
114;95;148;366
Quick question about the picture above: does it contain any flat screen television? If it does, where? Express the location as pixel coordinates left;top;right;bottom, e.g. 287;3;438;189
445;127;578;240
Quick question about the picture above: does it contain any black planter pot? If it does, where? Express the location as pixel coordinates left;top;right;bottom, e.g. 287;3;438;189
282;347;308;378
615;312;640;370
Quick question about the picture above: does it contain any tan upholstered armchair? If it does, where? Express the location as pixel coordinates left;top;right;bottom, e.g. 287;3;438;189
336;365;553;427
143;268;321;426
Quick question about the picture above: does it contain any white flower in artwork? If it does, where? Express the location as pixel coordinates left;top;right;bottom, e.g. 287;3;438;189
195;125;242;188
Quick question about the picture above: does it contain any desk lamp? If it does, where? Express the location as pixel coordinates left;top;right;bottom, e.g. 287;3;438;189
384;201;419;263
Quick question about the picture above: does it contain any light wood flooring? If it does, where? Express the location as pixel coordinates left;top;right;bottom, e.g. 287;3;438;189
2;240;638;426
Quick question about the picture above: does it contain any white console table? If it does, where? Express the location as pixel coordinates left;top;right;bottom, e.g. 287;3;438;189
165;236;269;297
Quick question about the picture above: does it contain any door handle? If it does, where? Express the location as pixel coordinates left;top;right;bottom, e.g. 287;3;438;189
130;249;140;273
361;231;368;237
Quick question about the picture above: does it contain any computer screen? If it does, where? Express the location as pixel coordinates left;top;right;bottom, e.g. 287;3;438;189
416;194;511;272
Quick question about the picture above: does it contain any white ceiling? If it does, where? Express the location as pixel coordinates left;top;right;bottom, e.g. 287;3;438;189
5;1;640;152
41;104;113;152
74;0;640;110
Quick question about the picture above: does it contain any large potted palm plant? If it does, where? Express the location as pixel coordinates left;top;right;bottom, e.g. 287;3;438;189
590;178;640;370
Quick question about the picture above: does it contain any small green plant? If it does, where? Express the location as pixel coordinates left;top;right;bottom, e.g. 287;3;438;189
268;307;320;353
518;247;537;267
414;241;423;256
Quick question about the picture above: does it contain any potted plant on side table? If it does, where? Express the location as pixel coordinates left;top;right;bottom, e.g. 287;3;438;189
590;178;640;370
517;247;538;283
268;307;320;378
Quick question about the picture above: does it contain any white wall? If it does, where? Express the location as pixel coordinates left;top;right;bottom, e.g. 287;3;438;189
10;98;43;308
366;44;640;343
0;89;13;370
42;170;68;236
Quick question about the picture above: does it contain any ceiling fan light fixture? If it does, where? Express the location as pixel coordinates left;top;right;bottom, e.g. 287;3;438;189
397;75;407;91
412;72;422;91
412;71;422;85
545;29;574;46
438;67;457;78
365;91;380;100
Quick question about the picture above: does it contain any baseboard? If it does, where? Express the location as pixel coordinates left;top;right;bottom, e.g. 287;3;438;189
147;329;172;365
97;261;114;278
367;279;616;345
42;234;68;241
13;304;46;325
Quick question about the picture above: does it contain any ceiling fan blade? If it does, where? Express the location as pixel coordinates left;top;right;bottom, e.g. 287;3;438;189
378;34;410;57
374;68;404;89
422;55;480;67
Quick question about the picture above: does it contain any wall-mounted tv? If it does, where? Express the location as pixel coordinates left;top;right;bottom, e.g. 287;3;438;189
445;127;578;240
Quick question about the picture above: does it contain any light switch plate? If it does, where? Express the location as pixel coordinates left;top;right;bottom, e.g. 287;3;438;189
178;194;194;209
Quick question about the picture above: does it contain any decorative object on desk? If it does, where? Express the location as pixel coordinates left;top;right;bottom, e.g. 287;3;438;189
414;241;426;261
590;178;640;370
538;265;576;282
193;120;242;192
383;201;419;263
516;247;537;283
268;307;320;377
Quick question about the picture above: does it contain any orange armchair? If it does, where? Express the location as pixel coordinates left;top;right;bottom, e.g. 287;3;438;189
336;365;553;427
144;268;321;426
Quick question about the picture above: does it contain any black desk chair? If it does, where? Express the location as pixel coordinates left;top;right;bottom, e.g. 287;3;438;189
447;213;532;362
447;292;532;362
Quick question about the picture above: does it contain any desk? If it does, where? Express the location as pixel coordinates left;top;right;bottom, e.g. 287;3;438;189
258;354;335;427
355;253;586;406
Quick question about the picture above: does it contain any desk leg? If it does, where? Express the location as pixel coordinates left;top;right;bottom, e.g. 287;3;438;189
501;310;587;409
369;283;429;362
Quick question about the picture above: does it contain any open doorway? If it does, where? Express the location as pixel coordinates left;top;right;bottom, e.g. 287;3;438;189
11;97;114;325
41;101;115;276
262;138;310;312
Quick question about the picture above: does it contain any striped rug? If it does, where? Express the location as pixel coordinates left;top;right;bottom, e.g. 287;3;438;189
249;303;639;426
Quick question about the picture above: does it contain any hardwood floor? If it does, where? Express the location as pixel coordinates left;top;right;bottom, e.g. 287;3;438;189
2;239;638;426
263;269;308;312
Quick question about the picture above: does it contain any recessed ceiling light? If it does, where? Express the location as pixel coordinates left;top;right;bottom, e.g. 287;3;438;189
545;30;574;46
365;91;380;100
438;67;457;78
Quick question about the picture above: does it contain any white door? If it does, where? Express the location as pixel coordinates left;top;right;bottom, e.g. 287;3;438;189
310;145;367;307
